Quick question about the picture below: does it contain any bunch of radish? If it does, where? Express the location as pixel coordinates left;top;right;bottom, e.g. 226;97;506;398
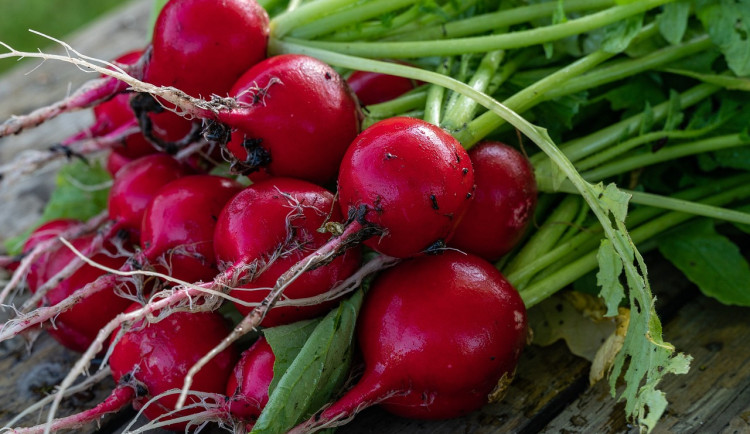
0;0;541;432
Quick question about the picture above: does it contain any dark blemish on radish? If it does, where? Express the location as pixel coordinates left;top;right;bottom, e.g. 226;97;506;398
430;195;439;210
373;195;384;214
116;229;130;240
424;239;446;255
462;168;469;176
490;357;496;361
211;215;218;221
204;120;232;145
385;152;396;160
455;151;461;163
231;138;271;175
466;192;473;199
135;384;148;398
422;392;429;402
325;72;332;80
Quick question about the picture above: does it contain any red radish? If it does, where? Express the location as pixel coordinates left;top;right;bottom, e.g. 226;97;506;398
106;150;134;177
40;233;134;353
213;178;362;326
225;337;275;424
7;308;238;433
223;54;361;185
139;174;243;284
0;174;241;343
107;154;190;242
146;0;269;100
21;219;81;293
347;69;419;106
174;118;473;403
449;141;537;261
109;306;239;429
337;116;475;258
294;252;527;430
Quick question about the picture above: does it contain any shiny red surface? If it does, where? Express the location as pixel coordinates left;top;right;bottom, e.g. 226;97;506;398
450;141;537;261
23;219;80;293
140;175;242;283
224;54;361;185
225;337;275;421
213;178;361;326
110;307;238;428
338;117;474;258
145;0;269;99
43;234;132;353
334;252;527;419
108;154;189;240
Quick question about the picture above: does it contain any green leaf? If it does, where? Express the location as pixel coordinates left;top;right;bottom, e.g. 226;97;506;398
659;1;690;45
695;0;750;76
596;239;625;317
658;219;750;306
599;182;631;223
252;290;365;434
3;160;111;255
601;14;644;54
661;69;750;91
663;89;684;132
264;318;322;395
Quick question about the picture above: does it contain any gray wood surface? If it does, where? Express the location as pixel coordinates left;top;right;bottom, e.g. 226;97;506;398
1;1;749;433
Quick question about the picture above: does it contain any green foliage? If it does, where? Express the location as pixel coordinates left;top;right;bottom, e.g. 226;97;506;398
659;219;750;306
659;1;691;45
253;290;365;434
3;160;111;256
695;0;750;76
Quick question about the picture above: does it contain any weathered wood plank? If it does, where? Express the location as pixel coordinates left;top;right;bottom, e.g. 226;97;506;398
540;296;750;434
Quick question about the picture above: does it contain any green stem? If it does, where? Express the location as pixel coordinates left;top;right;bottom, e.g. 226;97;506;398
456;49;616;146
325;4;423;42
276;0;673;57
443;49;504;131
442;54;474;120
502;195;582;283
462;29;711;149
389;0;616;42
520;181;750;307
424;58;452;125
543;35;713;100
507;174;750;288
486;49;535;96
582;133;750;180
363;89;427;118
289;0;418;39
529;82;720;170
271;0;362;38
575;123;725;171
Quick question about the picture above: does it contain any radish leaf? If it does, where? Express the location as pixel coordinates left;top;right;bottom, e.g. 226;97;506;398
659;219;750;306
252;289;364;434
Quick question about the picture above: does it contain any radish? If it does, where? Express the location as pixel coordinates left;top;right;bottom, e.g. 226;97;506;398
225;337;275;426
213;177;362;326
138;174;243;284
175;117;474;406
0;174;242;343
108;307;239;430
107;154;190;242
347;68;419;106
145;0;269;101
293;251;527;430
337;116;475;258
449;141;538;261
39;233;134;353
223;54;361;185
7;307;238;433
21;219;81;294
